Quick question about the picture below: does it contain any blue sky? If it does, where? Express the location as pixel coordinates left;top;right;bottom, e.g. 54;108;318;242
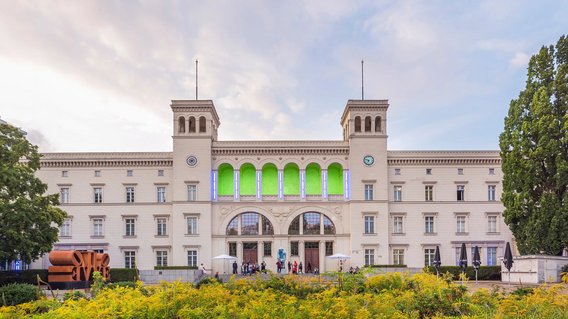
0;1;566;152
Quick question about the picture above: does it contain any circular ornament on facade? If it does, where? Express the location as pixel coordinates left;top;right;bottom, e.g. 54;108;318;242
363;155;375;166
186;155;198;167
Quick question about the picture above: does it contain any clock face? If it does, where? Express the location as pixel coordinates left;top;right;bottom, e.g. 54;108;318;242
363;155;374;166
186;155;198;167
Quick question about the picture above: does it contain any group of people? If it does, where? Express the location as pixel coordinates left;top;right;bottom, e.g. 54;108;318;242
276;260;319;275
233;260;266;276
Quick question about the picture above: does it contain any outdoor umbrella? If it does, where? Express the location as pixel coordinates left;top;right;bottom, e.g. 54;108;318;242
459;243;468;283
327;253;351;272
212;254;237;274
433;246;442;277
503;242;514;284
472;246;481;283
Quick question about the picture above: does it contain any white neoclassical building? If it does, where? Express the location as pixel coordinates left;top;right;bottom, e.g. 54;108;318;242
29;99;513;272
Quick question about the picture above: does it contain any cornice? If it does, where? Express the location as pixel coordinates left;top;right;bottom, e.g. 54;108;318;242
212;140;349;156
340;99;390;124
40;152;173;168
170;100;220;124
387;150;501;166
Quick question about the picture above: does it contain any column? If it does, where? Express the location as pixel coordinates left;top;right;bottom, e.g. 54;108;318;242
319;240;326;273
211;170;218;201
237;242;242;264
257;241;262;264
278;170;283;199
299;241;305;266
234;170;240;200
256;170;262;200
344;170;350;200
300;169;306;199
322;169;328;199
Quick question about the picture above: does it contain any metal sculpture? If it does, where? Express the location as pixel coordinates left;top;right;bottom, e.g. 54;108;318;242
48;250;110;289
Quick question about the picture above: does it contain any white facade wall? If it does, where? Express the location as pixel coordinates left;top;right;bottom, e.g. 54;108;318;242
28;99;514;273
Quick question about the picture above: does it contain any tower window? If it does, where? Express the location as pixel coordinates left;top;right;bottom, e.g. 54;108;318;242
375;116;381;132
199;116;206;133
188;116;196;133
178;116;186;133
354;116;361;132
364;116;371;132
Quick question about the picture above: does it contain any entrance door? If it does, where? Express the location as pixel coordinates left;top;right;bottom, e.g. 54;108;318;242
242;242;258;263
304;242;319;273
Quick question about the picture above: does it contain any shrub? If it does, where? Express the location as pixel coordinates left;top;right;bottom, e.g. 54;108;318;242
106;281;136;289
108;268;138;282
0;283;38;306
366;264;407;268
0;270;48;286
62;290;86;301
425;266;501;280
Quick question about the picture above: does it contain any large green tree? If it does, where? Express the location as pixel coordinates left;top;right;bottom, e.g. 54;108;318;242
0;122;66;264
500;35;568;255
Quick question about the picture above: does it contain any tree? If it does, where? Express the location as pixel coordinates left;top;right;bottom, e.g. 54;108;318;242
0;122;66;265
499;35;568;255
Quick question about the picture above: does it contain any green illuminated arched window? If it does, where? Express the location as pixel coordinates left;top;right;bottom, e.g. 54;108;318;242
240;163;256;196
283;163;300;195
306;163;321;195
218;163;234;196
327;163;343;195
262;163;278;195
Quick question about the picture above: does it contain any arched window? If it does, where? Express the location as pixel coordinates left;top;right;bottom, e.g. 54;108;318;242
354;116;361;132
226;212;274;235
375;116;382;132
365;116;371;132
262;163;278;196
327;163;343;195
188;116;196;133
283;163;300;195
240;163;256;196
218;164;234;196
199;116;206;133
305;163;321;195
178;116;186;133
288;212;336;235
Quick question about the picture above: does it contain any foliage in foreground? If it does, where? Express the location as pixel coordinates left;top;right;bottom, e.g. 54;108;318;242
0;272;567;318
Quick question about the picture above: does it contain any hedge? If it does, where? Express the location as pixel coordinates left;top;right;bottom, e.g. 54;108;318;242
0;283;39;306
108;268;138;283
0;270;48;286
425;266;501;280
367;265;408;268
154;266;198;270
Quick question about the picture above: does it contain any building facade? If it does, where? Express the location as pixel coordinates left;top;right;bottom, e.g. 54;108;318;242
31;99;513;272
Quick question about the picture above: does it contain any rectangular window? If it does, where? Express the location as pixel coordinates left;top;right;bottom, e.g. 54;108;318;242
127;170;133;177
92;218;104;237
156;218;167;236
187;185;197;201
424;248;436;266
425;185;433;201
458;168;464;175
158;169;164;176
457;185;465;201
394;168;401;175
291;241;299;256
456;216;466;233
60;188;70;204
488;185;496;201
126;187;135;203
489;168;495;175
263;242;272;256
94;170;101;177
229;242;237;257
364;249;375;266
187;217;198;235
156;251;168;267
124;251;136;269
393;249;405;265
426;168;432;175
187;250;198;267
157;186;166;203
424;216;434;234
59;218;71;237
364;184;373;201
488;215;497;233
62;170;68;177
487;247;497;266
364;216;375;234
125;218;136;236
94;187;103;203
325;241;333;256
394;185;402;201
393;216;403;234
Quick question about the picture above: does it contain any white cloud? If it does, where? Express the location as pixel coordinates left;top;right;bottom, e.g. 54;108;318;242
509;52;531;69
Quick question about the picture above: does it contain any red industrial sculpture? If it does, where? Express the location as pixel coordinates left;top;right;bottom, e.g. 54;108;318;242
48;250;110;289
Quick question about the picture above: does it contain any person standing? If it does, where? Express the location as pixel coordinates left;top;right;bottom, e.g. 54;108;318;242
299;262;303;274
232;260;238;274
200;263;207;275
288;261;292;273
307;261;312;273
